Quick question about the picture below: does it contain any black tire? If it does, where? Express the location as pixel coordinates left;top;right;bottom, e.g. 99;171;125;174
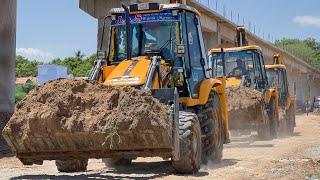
197;91;224;163
55;159;88;173
286;105;295;135
268;97;279;138
102;158;132;167
172;112;201;174
257;110;272;140
277;109;287;136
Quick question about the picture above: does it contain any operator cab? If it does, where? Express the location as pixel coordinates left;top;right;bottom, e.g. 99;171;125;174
209;46;268;90
266;65;289;107
97;3;210;99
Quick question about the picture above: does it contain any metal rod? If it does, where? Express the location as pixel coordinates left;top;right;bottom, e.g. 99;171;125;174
122;4;132;60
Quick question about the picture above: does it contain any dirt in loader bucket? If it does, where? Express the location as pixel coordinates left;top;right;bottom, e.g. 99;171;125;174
3;79;171;158
226;86;264;129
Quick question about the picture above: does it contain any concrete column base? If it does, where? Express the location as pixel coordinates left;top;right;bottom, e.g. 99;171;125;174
0;112;13;156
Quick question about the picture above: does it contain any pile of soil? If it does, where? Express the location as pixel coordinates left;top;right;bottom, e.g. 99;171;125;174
226;86;263;111
3;79;171;154
226;86;264;129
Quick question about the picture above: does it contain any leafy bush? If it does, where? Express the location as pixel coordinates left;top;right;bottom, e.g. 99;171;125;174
21;82;37;94
15;83;37;103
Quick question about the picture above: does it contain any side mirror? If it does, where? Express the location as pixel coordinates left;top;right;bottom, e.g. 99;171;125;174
176;44;186;57
97;51;107;60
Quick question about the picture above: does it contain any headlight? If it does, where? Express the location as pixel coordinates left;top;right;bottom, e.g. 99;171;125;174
107;77;141;86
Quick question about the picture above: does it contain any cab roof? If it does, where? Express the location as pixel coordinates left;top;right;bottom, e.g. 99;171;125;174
209;45;262;53
107;3;200;17
265;64;286;70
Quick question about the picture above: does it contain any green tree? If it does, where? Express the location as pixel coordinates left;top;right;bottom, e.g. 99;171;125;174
75;50;85;59
16;56;42;77
16;51;97;78
275;38;320;69
72;54;96;77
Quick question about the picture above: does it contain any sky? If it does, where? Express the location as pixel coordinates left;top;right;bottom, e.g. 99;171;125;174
17;0;97;62
17;0;320;62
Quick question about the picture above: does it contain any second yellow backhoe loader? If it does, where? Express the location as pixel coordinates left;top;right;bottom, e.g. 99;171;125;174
3;2;229;174
209;46;280;139
208;27;280;139
265;54;296;135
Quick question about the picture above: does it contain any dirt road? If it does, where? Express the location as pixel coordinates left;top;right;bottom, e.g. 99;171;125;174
1;114;319;180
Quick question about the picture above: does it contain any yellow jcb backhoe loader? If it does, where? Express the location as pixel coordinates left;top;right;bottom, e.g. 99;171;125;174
209;43;280;139
265;54;296;135
4;2;229;174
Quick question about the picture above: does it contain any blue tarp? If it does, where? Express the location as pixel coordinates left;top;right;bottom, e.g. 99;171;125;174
37;65;68;84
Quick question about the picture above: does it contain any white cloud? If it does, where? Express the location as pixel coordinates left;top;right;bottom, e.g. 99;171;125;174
16;48;55;62
293;15;320;27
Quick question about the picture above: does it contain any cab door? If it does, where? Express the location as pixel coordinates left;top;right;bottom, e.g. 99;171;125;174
279;69;289;107
181;12;207;98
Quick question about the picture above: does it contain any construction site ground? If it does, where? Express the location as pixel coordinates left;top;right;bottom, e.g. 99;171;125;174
0;113;319;180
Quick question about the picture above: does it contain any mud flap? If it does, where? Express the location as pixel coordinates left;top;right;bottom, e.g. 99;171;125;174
151;88;180;160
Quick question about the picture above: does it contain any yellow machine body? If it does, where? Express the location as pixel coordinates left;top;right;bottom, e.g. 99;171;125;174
265;54;296;111
96;3;230;142
209;45;280;131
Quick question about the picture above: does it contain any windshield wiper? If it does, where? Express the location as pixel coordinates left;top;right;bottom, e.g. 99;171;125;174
158;25;174;58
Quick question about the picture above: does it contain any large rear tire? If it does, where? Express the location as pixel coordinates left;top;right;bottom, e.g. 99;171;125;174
172;112;201;174
55;159;88;172
198;91;224;163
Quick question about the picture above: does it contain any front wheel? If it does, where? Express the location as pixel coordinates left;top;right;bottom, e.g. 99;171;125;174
196;91;224;164
257;110;272;140
172;112;201;174
286;105;295;135
268;97;279;138
55;159;88;172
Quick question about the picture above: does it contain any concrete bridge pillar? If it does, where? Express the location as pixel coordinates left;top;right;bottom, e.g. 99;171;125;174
286;69;296;96
295;73;311;103
0;0;16;150
203;31;221;50
309;75;320;101
0;0;16;115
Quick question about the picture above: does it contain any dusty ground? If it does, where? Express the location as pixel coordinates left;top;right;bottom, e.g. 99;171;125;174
0;114;319;180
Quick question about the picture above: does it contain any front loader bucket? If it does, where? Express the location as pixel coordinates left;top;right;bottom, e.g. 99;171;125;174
2;79;179;165
228;103;265;130
226;86;265;130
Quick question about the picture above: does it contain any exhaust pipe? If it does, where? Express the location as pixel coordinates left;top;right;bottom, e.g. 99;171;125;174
122;4;132;60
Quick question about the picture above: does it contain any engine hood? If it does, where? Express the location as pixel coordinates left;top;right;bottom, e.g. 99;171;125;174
104;56;151;86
